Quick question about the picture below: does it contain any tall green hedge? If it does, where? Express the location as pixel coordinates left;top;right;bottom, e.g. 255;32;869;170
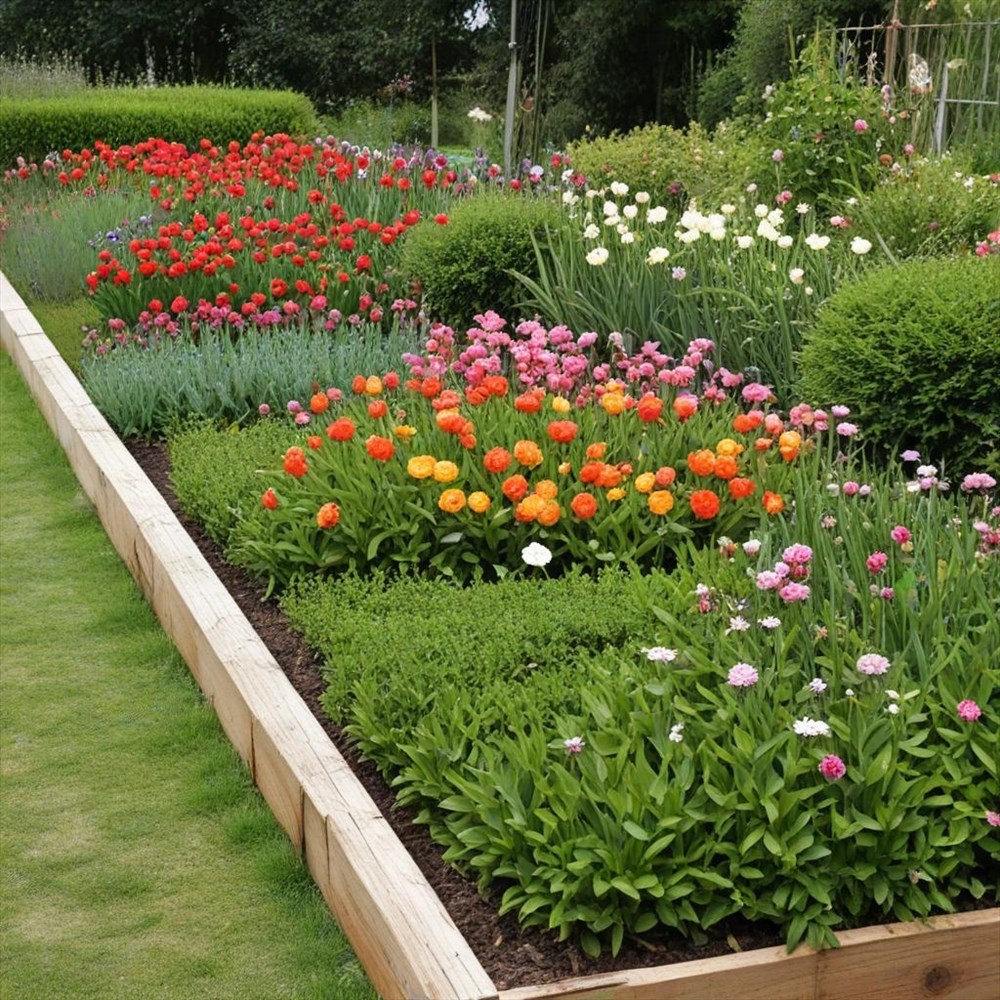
0;86;317;164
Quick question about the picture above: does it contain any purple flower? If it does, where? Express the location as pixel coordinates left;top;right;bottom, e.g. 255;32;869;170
563;736;586;754
857;653;890;676
727;663;759;688
957;700;982;722
819;754;846;781
809;677;827;694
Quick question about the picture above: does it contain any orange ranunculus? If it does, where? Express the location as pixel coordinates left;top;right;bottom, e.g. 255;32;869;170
306;435;323;451
513;439;543;468
687;449;717;477
327;417;355;441
551;395;571;414
283;446;308;477
733;412;762;434
586;442;607;460
728;477;756;500
515;494;546;522
579;461;603;483
778;430;802;462
368;399;389;419
534;479;558;500
468;491;491;513
365;435;394;461
420;376;442;398
690;489;721;520
648;490;675;515
432;389;462;411
636;395;664;423
655;466;676;488
316;502;340;529
394;424;417;439
364;375;383;396
634;472;656;493
433;460;459;483
351;374;367;394
514;389;544;413
714;455;739;480
458;432;477;450
310;392;330;414
601;391;625;415
763;491;786;515
436;410;465;434
502;474;529;501
755;437;773;451
483;447;512;474
673;395;698;421
537;500;561;526
407;455;436;479
465;386;490;406
596;465;623;489
571;491;598;519
547;419;578;444
716;438;744;458
438;488;466;513
607;487;626;502
261;488;278;510
483;374;508;397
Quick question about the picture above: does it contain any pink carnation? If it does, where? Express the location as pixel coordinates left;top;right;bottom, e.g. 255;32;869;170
779;582;811;603
857;653;890;676
819;755;847;781
957;699;982;722
890;525;911;545
866;551;888;573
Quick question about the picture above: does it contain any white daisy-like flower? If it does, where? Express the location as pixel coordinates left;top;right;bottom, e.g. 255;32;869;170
642;646;678;662
793;717;832;737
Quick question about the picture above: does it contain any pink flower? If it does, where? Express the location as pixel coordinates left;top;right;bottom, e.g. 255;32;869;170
837;422;859;437
783;543;813;565
257;403;271;416
854;119;869;133
756;570;782;590
857;653;890;675
741;382;772;403
727;663;759;688
961;472;997;492
987;810;1000;827
772;149;784;162
903;143;915;155
890;525;911;545
901;449;921;462
879;587;894;600
779;582;811;603
843;481;860;496
867;551;888;573
819;754;846;781
957;699;982;722
563;736;586;754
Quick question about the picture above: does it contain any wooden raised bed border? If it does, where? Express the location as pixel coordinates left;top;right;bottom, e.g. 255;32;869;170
3;271;997;1000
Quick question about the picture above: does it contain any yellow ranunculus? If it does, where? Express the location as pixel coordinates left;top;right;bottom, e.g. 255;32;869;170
716;437;744;458
407;454;436;479
607;487;627;501
634;472;656;493
433;460;460;483
394;424;417;440
648;490;675;515
438;488;466;513
468;491;491;513
601;392;626;416
551;396;571;414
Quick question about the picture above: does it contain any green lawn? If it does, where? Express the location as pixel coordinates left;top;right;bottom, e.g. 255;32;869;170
0;350;375;1000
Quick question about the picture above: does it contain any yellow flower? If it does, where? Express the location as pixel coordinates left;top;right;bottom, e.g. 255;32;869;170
634;471;656;493
394;424;417;440
551;396;571;414
607;487;627;501
438;488;466;513
407;454;437;479
601;392;626;416
716;437;744;458
468;491;491;513
648;490;675;515
433;460;460;483
558;461;572;476
364;375;383;396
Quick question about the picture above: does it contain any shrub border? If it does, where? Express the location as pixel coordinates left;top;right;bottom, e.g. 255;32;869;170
2;271;996;1000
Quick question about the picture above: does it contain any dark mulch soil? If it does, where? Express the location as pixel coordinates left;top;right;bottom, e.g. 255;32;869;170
123;441;843;989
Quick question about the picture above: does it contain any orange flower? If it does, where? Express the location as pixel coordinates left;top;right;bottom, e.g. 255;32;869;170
763;491;786;515
420;376;442;398
502;474;529;501
407;455;436;479
648;490;674;515
365;435;394;461
596;465;623;489
755;437;773;451
465;386;490;406
570;491;599;519
547;419;578;444
438;488;466;513
534;479;558;500
601;391;625;415
634;472;656;493
483;374;508;397
316;502;340;529
690;489;721;520
586;442;607;460
687;449;716;477
673;395;698;421
468;491;491;513
728;477;756;500
733;412;762;434
513;439;543;468
537;500;561;526
579;460;603;483
364;375;383;396
514;389;544;413
778;430;802;462
261;488;278;510
636;395;664;423
283;446;308;477
483;447;512;474
515;494;546;522
432;389;462;411
714;455;739;480
433;460;459;483
307;435;323;450
655;466;676;488
327;417;355;441
310;392;330;414
394;424;417;440
351;374;366;394
368;399;389;419
458;432;477;450
716;438;744;458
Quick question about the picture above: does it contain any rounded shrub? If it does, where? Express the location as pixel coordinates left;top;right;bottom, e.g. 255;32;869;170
400;193;562;328
799;255;1000;477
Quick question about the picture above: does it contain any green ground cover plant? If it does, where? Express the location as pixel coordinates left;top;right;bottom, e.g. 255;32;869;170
0;354;374;1000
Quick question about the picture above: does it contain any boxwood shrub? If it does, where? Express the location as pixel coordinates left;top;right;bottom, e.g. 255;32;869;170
799;255;1000;477
0;86;317;164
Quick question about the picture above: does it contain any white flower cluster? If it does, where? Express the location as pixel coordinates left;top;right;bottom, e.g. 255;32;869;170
793;717;832;737
467;106;493;122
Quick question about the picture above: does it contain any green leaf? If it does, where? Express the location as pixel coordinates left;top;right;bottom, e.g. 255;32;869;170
623;820;651;841
611;877;641;901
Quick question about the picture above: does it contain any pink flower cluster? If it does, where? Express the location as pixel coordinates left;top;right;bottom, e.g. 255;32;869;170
756;544;812;602
973;511;1000;557
961;472;997;492
727;662;759;688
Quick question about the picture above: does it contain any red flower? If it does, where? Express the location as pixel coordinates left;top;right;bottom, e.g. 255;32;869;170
547;420;578;444
368;399;389;419
270;278;288;298
170;296;189;313
261;488;278;510
690;490;721;520
327;417;356;441
434;213;449;225
365;435;395;461
283;446;308;478
636;395;664;423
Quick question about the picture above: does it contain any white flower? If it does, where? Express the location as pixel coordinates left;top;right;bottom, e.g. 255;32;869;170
521;542;552;567
809;677;827;694
777;235;794;249
704;213;726;233
963;176;975;190
793;717;832;738
467;106;493;122
886;703;900;715
677;229;701;244
646;206;668;224
646;246;670;265
610;180;629;196
563;736;585;754
562;190;579;206
758;616;781;629
604;214;621;227
602;199;619;217
726;616;751;634
680;209;704;230
720;203;736;216
583;223;600;240
754;203;769;218
757;220;780;242
796;202;811;215
585;246;610;266
616;222;630;236
620;231;635;244
850;236;873;255
709;227;727;241
642;646;678;662
668;723;685;743
845;688;855;697
623;203;638;220
886;689;900;700
789;267;805;284
742;539;761;556
634;191;650;204
805;233;830;251
736;234;754;249
916;464;938;477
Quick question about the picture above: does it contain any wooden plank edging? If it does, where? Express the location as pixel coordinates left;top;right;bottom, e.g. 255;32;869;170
2;271;996;1000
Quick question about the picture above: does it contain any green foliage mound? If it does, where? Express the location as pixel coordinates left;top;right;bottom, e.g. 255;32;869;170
0;86;316;164
799;255;1000;476
400;193;561;328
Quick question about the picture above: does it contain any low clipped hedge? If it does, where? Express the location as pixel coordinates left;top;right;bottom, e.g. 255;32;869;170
799;255;1000;477
0;86;317;164
400;193;562;329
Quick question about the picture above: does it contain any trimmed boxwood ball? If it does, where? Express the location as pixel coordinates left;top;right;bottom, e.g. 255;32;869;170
799;255;1000;477
400;193;562;330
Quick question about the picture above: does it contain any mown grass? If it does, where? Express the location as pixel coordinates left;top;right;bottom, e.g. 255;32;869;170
0;350;375;1000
